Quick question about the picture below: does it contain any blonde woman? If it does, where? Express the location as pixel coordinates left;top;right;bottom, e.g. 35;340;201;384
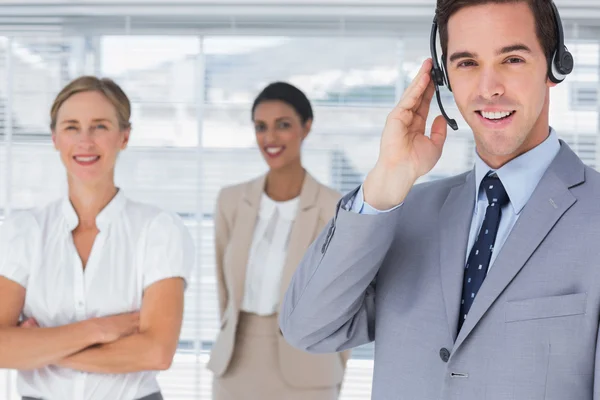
208;82;350;400
0;76;194;400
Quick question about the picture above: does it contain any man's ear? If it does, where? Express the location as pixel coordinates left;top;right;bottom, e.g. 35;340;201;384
546;77;558;88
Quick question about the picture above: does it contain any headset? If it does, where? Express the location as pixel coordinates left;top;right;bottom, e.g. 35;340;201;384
429;1;574;131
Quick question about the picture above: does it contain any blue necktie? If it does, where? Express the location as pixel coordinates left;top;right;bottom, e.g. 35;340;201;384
458;174;509;333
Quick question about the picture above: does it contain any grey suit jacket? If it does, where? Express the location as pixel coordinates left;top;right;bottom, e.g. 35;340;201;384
280;142;600;400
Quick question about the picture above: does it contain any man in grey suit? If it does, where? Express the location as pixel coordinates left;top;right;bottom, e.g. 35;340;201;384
279;0;600;399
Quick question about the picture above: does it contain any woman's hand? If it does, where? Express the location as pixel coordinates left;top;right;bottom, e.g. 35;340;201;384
19;317;39;329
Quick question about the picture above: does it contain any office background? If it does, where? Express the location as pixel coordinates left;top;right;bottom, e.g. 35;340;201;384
0;0;598;398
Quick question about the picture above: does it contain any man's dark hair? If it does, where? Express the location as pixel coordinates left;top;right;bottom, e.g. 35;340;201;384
437;0;557;66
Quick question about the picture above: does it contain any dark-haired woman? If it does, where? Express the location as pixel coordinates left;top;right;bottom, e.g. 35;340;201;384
207;82;350;399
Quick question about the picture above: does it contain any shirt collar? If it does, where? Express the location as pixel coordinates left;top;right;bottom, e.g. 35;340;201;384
62;189;127;231
259;193;299;221
474;127;561;214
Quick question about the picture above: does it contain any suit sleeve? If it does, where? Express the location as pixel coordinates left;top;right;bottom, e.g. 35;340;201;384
279;187;401;353
351;184;403;214
594;322;600;398
214;190;230;320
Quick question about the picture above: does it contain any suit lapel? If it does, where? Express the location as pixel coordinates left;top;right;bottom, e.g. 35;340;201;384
228;172;322;312
279;173;321;303
229;175;265;311
439;172;476;341
454;143;583;350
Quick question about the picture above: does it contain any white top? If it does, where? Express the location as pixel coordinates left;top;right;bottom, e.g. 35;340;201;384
0;190;194;400
241;193;299;316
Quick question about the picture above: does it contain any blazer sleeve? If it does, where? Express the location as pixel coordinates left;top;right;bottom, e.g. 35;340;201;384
214;189;231;320
318;187;354;365
279;187;399;353
594;322;600;398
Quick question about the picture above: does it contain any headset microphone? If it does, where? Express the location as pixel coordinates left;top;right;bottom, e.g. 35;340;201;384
430;16;458;131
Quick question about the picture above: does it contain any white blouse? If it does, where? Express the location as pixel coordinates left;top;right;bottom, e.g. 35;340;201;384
0;190;194;400
241;193;299;316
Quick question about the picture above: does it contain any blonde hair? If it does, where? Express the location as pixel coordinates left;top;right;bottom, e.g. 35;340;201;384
50;76;131;131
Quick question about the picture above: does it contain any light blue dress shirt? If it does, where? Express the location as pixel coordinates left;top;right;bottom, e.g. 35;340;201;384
350;128;561;270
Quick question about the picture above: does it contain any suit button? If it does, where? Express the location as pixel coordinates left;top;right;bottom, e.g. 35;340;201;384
439;348;450;362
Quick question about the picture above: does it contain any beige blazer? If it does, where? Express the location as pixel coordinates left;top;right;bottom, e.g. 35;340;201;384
207;172;351;388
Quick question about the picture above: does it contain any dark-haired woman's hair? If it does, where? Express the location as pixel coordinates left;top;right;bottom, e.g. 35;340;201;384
251;82;313;124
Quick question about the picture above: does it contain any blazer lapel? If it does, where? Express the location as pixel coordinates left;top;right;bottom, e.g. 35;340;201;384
439;171;476;341
278;173;321;304
454;143;584;350
229;175;265;311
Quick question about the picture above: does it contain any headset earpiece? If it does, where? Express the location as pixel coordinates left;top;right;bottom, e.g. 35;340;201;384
430;16;458;130
548;2;573;83
441;55;452;92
